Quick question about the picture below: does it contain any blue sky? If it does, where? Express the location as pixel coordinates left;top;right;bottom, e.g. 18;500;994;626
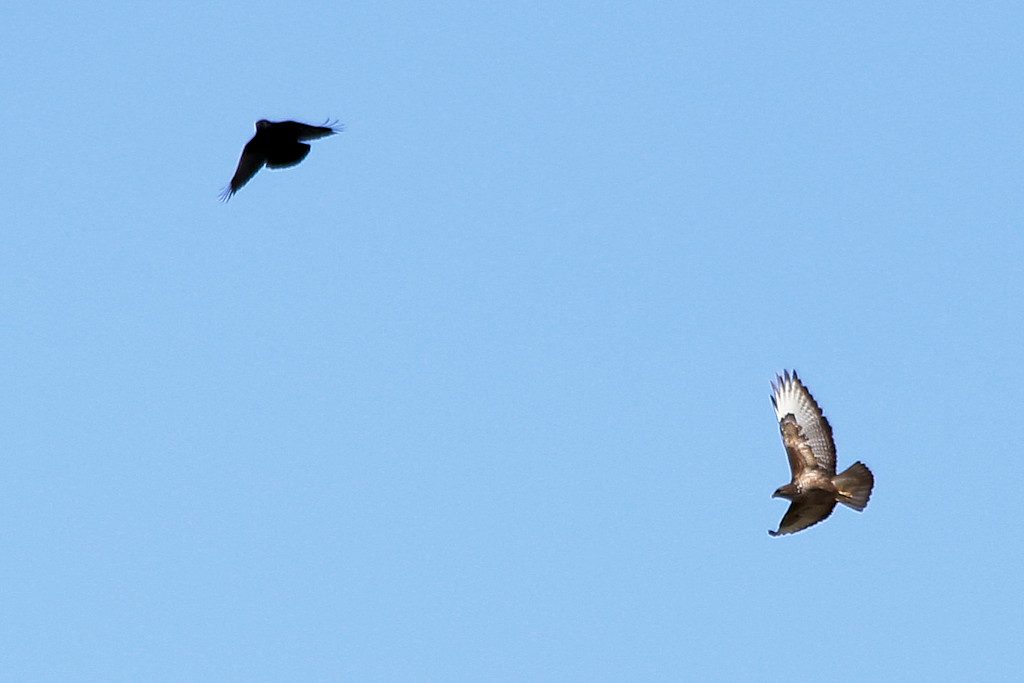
2;2;1021;679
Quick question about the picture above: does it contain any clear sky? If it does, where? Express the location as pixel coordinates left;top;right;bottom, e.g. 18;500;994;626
2;2;1021;679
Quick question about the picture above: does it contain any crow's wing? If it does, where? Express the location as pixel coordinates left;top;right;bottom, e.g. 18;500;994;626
279;119;342;141
220;138;267;201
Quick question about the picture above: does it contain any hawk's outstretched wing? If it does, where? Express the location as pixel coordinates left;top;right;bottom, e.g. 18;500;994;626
771;370;836;474
778;415;819;478
769;489;837;536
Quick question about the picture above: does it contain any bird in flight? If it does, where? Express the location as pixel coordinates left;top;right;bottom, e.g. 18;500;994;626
768;370;874;536
220;119;342;201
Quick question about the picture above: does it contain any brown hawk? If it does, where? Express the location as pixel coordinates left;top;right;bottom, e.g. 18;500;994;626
220;119;342;201
769;370;874;536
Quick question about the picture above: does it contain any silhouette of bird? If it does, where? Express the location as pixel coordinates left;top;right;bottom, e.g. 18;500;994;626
220;119;342;201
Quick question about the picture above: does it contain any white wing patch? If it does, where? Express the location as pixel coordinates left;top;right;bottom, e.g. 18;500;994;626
771;370;836;474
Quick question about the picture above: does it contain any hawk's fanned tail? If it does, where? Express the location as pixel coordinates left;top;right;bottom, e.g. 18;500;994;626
833;461;874;511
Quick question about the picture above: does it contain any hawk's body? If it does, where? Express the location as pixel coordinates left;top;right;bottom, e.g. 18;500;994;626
220;119;341;201
769;370;874;536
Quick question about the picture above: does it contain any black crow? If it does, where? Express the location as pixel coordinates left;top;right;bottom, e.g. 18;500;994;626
220;119;342;201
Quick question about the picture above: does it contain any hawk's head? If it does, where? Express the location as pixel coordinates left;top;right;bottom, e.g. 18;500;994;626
772;483;798;500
